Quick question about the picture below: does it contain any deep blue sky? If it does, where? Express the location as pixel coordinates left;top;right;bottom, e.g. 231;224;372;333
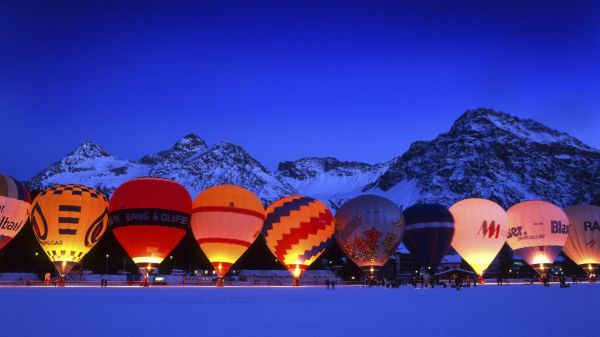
1;1;599;180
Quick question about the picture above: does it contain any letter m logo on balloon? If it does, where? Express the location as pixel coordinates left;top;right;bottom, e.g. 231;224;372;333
477;220;500;239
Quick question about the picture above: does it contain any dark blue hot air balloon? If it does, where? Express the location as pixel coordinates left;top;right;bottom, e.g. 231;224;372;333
402;203;455;269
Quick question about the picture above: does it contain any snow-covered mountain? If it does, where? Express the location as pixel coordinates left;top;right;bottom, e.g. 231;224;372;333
28;134;295;204
277;157;389;209
364;108;600;208
27;109;600;208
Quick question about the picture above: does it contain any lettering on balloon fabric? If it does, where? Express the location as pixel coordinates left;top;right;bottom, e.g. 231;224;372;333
109;208;190;229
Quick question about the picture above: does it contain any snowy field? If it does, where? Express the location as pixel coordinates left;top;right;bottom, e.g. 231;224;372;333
0;284;597;337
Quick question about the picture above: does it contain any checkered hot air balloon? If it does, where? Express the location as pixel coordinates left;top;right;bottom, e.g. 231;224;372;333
191;185;265;287
334;195;404;279
0;174;31;251
263;195;334;286
109;178;192;280
31;184;109;278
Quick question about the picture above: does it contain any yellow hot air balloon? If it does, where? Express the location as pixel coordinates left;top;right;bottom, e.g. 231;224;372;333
449;198;508;277
506;200;569;276
31;184;109;278
191;185;265;287
563;205;600;279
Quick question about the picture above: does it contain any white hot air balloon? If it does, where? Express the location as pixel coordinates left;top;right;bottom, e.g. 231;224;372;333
506;200;569;276
450;198;508;277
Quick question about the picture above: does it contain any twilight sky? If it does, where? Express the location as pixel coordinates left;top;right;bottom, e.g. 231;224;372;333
1;1;599;180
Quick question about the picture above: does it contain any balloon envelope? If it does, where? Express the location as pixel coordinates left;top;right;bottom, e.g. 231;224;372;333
191;185;265;278
334;195;404;276
403;204;455;269
563;205;600;274
109;178;191;275
263;195;334;279
0;174;31;251
449;198;508;276
31;184;109;277
506;200;569;276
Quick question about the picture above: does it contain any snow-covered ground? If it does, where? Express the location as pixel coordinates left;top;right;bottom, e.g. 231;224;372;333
0;284;597;337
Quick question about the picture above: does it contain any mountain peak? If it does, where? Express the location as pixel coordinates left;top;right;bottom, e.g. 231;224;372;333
448;108;593;151
139;133;208;165
174;133;207;149
67;141;112;159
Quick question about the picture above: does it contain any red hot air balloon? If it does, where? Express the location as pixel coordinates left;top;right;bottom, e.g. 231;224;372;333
109;178;191;282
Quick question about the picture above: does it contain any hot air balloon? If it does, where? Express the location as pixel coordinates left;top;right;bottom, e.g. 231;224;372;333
109;178;191;283
263;195;334;286
334;195;404;279
0;174;31;251
506;200;569;276
563;205;600;279
403;204;455;271
191;185;265;287
449;198;508;278
31;184;109;280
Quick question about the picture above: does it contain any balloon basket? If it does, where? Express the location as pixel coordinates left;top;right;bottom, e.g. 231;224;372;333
477;276;484;284
57;279;66;287
216;278;225;287
292;278;299;287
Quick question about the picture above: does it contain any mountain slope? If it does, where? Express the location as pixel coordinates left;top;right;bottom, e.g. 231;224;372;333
365;108;600;208
27;135;294;204
27;108;600;209
277;157;389;208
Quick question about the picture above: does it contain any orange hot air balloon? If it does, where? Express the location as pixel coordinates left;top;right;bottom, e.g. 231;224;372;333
31;184;109;278
449;198;508;276
563;205;600;278
109;178;192;280
0;174;31;251
506;200;569;276
191;185;265;286
263;195;334;286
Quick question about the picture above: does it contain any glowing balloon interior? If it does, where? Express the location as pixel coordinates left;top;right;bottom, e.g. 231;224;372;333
450;198;508;276
191;185;265;282
563;205;600;277
263;195;334;284
109;178;191;276
31;184;109;277
506;200;569;276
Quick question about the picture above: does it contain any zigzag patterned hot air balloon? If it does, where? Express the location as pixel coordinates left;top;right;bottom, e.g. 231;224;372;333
263;195;334;286
109;178;191;280
191;185;265;287
0;174;31;251
31;184;109;278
